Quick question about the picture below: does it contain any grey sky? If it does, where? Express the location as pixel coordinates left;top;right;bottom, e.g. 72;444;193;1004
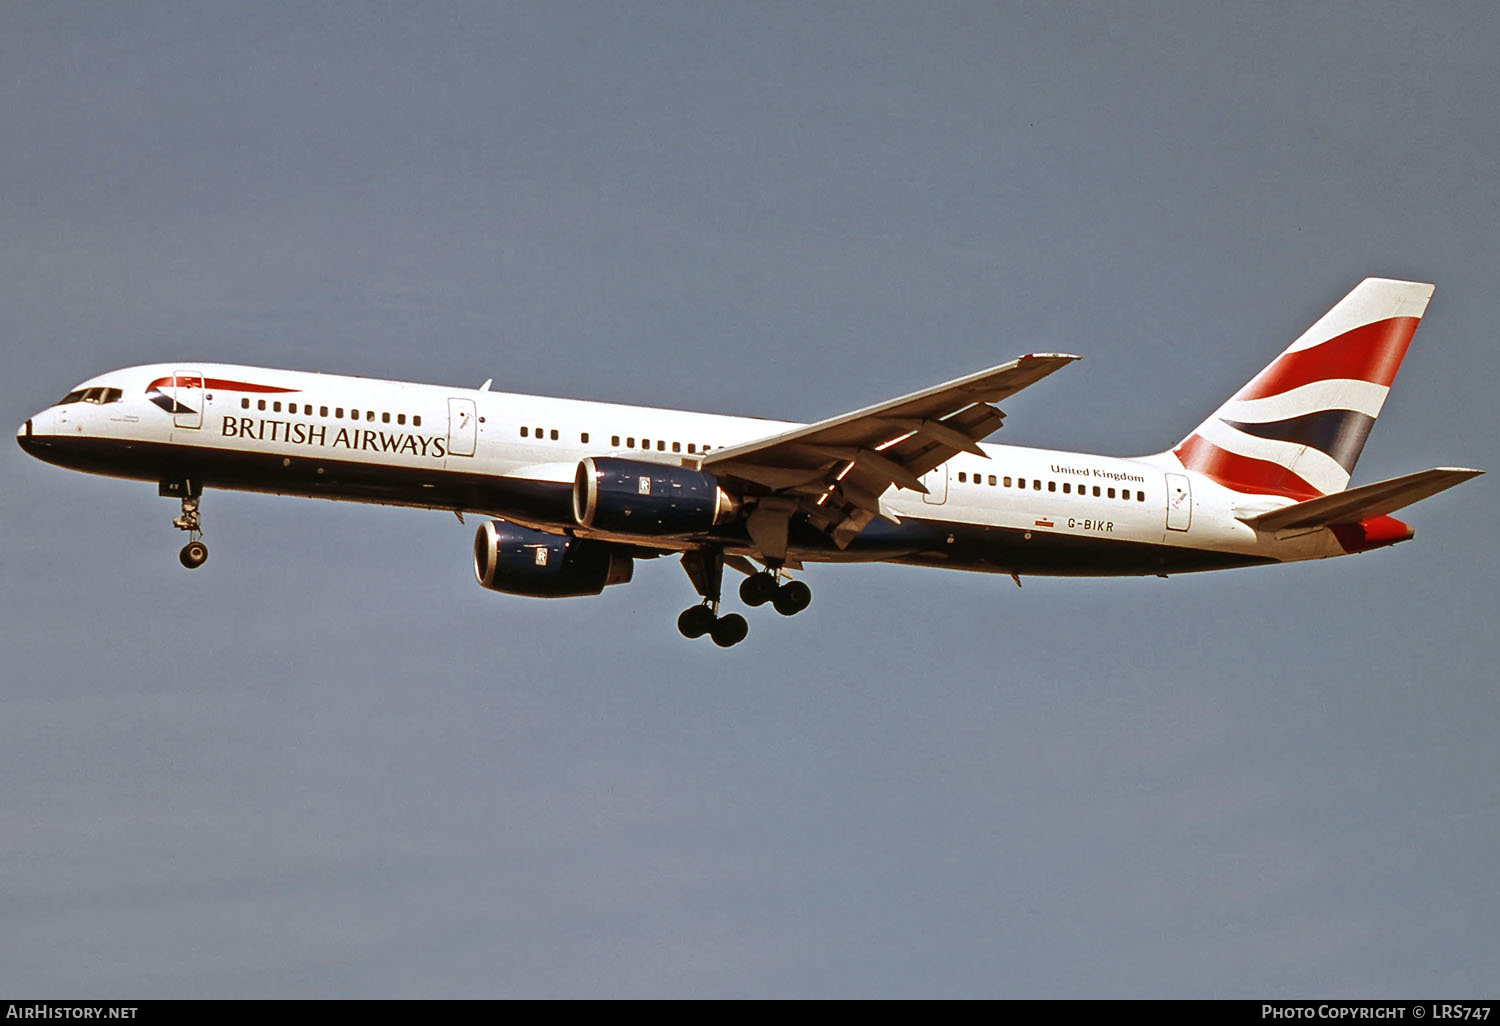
2;1;1496;997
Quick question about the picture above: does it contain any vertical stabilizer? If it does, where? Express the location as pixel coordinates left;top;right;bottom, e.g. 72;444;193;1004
1172;278;1434;498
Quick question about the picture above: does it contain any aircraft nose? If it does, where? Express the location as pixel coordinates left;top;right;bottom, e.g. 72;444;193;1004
17;416;43;456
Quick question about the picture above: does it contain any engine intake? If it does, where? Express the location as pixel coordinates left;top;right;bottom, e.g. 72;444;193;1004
473;520;633;598
573;457;738;536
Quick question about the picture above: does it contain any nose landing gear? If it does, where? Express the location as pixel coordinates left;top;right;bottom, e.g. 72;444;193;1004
162;480;208;569
179;537;208;569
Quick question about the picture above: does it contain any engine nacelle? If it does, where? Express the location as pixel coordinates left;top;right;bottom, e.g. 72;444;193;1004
472;520;633;598
573;457;739;536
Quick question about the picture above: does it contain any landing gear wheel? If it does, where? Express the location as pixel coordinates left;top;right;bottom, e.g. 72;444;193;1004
179;540;209;569
168;486;208;569
709;613;749;648
677;605;716;639
772;580;812;616
739;571;779;607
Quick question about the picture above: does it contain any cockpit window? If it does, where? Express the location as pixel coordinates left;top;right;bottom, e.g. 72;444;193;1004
56;387;123;406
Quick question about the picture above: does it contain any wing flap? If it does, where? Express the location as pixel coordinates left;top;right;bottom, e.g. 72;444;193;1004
699;352;1079;555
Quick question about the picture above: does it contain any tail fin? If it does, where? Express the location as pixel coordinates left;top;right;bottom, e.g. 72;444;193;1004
1172;278;1434;498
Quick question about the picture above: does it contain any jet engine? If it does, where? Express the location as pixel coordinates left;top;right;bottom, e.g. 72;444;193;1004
573;457;739;536
472;520;634;598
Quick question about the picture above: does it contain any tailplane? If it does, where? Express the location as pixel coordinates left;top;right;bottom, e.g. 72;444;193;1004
1239;466;1482;532
1172;278;1434;498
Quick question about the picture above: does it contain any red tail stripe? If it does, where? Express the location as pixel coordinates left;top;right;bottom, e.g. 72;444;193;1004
1330;515;1413;553
147;376;301;394
1174;435;1324;499
1235;317;1419;401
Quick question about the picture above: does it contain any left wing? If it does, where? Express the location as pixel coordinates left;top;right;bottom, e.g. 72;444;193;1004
702;353;1079;554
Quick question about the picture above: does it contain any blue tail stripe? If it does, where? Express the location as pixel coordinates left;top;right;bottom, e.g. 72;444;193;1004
1223;410;1376;473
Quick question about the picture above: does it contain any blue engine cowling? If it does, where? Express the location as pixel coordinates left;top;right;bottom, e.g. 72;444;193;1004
573;457;739;536
472;520;634;598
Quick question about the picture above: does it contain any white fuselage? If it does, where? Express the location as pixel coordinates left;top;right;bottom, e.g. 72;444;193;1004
18;362;1351;576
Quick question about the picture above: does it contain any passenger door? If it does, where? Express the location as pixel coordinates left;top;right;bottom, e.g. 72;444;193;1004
448;398;477;457
173;370;203;430
921;464;948;505
1166;473;1192;532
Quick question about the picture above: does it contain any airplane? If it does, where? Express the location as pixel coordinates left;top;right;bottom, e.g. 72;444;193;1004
16;277;1481;648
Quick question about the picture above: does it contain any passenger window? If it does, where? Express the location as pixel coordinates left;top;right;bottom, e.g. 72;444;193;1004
552;430;560;441
382;412;391;424
1003;476;1011;487
273;401;282;413
258;399;267;411
413;415;421;427
656;440;664;451
1092;486;1100;497
612;435;621;447
1063;482;1071;494
673;442;681;453
336;408;344;418
1032;480;1041;491
241;398;250;409
988;475;996;486
1107;487;1116;498
958;472;967;483
642;439;650;450
687;443;696;453
397;414;405;425
1048;481;1056;492
627;437;635;448
321;406;329;417
367;411;375;422
581;432;590;444
520;426;528;437
1137;491;1145;501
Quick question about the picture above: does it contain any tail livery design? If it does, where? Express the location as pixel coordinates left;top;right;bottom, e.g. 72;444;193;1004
1174;278;1434;499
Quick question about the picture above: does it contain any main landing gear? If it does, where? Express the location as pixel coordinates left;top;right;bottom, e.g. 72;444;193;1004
738;571;812;616
163;480;208;569
678;549;812;647
678;547;748;647
676;604;748;648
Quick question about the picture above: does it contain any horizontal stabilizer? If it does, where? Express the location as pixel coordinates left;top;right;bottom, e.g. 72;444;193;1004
1240;467;1483;531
